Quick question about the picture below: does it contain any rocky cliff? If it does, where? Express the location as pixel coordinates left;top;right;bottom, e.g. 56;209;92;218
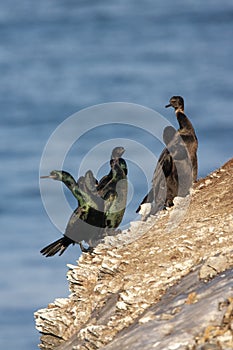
35;158;233;350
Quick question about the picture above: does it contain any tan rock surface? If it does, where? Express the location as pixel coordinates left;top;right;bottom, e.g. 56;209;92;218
35;158;233;350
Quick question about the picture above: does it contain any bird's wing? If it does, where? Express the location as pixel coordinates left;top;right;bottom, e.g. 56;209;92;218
136;148;172;210
65;203;105;247
157;148;173;178
84;170;98;192
167;132;190;161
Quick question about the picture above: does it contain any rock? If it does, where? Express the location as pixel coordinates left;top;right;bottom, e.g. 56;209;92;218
34;158;233;350
199;255;229;280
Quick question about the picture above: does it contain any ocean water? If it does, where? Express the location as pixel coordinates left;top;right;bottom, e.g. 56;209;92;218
0;1;233;349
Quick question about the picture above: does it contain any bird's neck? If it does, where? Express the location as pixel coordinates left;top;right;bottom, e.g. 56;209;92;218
175;107;184;113
176;110;193;131
62;174;76;190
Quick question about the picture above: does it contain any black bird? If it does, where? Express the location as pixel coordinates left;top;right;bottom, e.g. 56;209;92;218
43;147;128;229
136;96;198;217
40;147;128;256
165;96;198;181
40;170;105;257
102;155;128;229
136;126;179;214
97;146;127;196
97;146;128;229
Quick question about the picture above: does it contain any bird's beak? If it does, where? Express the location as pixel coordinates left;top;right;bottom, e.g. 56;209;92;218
40;175;56;179
165;103;171;108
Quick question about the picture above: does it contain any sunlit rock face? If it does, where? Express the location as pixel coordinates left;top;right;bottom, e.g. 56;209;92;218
35;159;233;350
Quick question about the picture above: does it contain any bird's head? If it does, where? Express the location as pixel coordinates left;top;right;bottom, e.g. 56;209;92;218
165;96;184;111
111;146;125;159
40;170;65;181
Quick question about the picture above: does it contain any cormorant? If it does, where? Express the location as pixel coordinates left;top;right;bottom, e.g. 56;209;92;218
40;147;128;257
40;170;105;257
136;126;179;214
102;155;128;229
165;96;198;181
97;146;127;196
97;146;128;228
136;96;198;217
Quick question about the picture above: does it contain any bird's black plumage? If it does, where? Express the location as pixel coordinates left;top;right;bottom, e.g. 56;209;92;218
40;170;105;257
96;147;128;229
136;96;198;217
97;146;127;195
40;147;128;257
136;127;179;213
40;234;75;257
166;96;198;182
102;156;128;228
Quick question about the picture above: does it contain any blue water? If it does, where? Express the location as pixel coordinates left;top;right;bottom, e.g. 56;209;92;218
1;1;233;349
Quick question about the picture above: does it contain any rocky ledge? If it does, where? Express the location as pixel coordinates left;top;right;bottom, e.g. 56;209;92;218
35;158;233;350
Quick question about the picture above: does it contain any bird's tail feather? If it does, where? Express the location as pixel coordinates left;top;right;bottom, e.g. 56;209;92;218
40;236;74;257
